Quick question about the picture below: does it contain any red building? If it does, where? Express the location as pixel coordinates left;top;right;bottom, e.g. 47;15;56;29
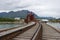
24;12;35;23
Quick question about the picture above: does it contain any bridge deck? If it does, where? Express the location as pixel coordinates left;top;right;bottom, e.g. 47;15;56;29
12;23;40;40
0;22;60;40
42;23;60;40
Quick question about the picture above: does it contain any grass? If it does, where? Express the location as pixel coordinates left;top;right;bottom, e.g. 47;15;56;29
0;18;16;22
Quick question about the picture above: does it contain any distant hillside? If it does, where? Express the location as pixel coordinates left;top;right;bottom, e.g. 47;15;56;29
0;10;55;19
39;17;56;20
0;10;39;19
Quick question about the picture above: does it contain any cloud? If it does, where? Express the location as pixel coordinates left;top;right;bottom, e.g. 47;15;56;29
0;0;60;18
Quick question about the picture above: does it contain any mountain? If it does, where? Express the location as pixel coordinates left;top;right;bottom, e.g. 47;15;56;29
0;10;39;19
39;17;56;20
0;10;55;19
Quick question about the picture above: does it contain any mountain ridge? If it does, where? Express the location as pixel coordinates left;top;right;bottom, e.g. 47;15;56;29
0;10;39;19
0;10;55;19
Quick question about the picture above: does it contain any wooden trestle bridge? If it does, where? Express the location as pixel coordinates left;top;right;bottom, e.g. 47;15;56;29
0;22;60;40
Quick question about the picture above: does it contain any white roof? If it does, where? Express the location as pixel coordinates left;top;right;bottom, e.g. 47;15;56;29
42;19;49;21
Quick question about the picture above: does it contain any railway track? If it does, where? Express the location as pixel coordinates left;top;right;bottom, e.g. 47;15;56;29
0;22;42;40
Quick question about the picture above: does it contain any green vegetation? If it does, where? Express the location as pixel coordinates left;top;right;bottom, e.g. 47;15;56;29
0;18;16;22
49;19;60;23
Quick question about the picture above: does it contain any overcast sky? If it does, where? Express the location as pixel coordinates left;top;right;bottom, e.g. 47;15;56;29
0;0;60;18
